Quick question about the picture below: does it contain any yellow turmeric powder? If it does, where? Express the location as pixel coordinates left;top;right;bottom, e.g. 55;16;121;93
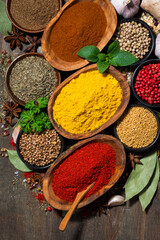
53;70;122;134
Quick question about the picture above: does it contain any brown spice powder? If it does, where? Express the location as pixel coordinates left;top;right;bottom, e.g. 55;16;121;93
50;1;106;62
10;0;59;31
116;107;158;149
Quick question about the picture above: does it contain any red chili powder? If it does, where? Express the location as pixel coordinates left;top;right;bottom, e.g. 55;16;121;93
52;143;116;202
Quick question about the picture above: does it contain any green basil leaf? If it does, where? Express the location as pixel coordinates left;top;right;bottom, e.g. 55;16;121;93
139;156;159;211
97;53;107;61
77;45;100;61
124;151;157;201
7;150;32;172
112;50;138;66
107;40;120;57
0;0;12;36
109;58;118;67
97;61;109;73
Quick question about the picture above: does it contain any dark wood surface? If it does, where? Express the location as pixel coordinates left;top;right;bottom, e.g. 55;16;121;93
1;3;160;240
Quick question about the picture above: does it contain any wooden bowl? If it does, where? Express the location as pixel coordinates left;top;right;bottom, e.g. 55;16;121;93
43;134;126;210
41;0;117;71
6;0;62;33
48;64;130;140
5;52;61;106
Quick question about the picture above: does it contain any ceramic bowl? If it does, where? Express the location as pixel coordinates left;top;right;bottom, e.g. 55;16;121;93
41;0;117;71
6;0;62;33
43;134;126;210
131;59;160;108
48;63;130;140
114;104;160;153
16;130;64;170
5;52;61;106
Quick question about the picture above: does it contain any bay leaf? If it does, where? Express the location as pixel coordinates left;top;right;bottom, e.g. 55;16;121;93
7;150;32;172
124;151;157;201
0;0;12;36
139;156;160;211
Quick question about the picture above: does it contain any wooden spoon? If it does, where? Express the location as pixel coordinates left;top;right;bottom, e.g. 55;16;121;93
59;182;95;231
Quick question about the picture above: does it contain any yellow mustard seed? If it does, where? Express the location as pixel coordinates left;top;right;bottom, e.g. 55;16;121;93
116;106;158;149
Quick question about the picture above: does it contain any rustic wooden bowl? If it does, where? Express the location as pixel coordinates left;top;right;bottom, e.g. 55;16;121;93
5;52;61;106
6;0;62;33
43;134;126;211
41;0;117;71
48;64;130;140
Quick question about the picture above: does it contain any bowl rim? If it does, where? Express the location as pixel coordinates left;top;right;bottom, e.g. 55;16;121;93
6;0;62;33
114;104;160;153
118;18;155;67
43;134;126;210
16;129;64;170
5;52;61;106
131;59;160;108
48;63;130;140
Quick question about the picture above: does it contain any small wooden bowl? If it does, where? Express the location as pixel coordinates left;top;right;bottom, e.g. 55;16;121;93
42;0;117;71
48;64;130;140
5;52;61;106
6;0;62;33
43;134;126;210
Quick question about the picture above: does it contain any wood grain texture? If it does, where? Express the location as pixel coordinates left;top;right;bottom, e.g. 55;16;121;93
48;64;130;140
5;52;61;106
43;134;126;211
41;0;117;71
1;7;160;240
6;0;62;33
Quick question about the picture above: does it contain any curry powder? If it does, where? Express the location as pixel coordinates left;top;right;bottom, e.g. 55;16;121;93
53;70;122;134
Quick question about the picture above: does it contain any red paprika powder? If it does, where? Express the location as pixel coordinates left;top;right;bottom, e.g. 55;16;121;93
52;143;116;202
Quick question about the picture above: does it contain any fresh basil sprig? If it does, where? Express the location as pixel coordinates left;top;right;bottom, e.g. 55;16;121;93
77;40;138;73
19;97;52;133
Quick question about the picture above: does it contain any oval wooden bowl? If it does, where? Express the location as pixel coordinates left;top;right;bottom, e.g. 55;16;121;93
41;0;117;71
6;0;62;33
5;52;61;106
43;134;126;211
48;64;130;140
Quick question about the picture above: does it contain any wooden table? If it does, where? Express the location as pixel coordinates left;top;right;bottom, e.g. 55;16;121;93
0;4;160;240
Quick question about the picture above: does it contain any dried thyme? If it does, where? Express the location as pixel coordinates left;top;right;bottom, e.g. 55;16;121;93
9;56;58;102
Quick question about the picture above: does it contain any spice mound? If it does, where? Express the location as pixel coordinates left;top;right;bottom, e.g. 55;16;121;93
50;1;106;62
116;21;151;60
52;142;116;202
9;56;58;103
134;63;160;104
19;129;62;167
116;106;158;149
10;0;59;31
53;70;122;134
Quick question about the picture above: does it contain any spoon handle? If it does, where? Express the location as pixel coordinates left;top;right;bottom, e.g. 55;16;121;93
59;182;95;231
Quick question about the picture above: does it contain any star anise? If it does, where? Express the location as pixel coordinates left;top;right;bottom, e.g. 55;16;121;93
129;153;143;169
3;101;22;118
24;35;41;52
4;25;28;50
